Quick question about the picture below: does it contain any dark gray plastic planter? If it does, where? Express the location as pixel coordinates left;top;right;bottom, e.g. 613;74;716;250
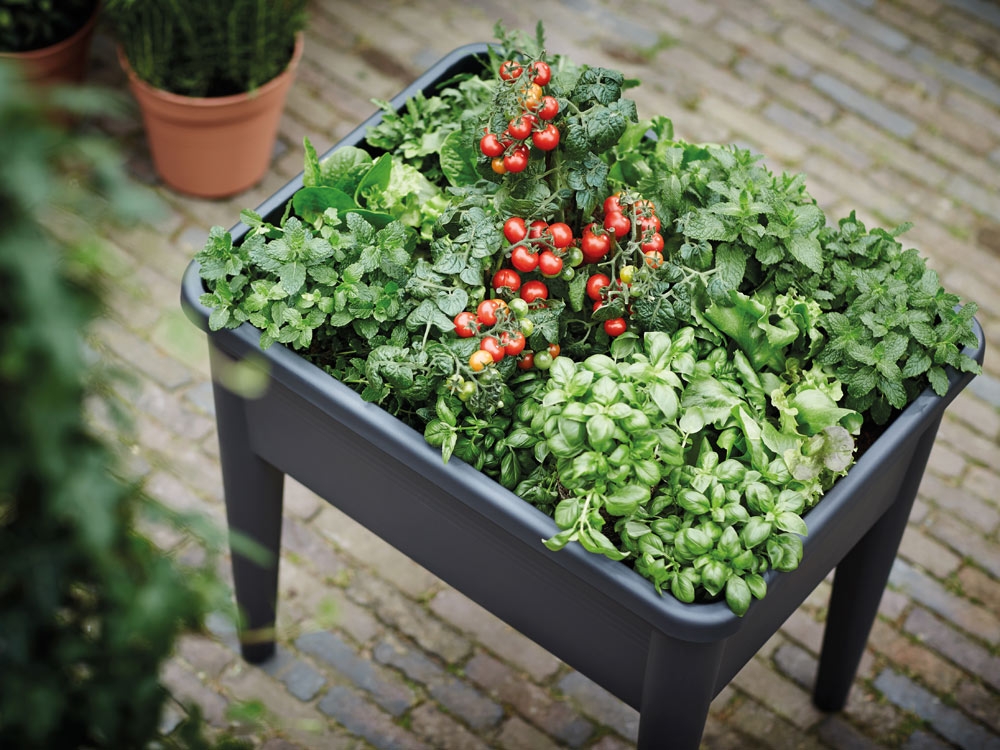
180;43;986;750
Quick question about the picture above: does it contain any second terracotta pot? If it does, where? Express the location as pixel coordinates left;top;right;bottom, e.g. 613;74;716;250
0;2;100;85
118;34;303;199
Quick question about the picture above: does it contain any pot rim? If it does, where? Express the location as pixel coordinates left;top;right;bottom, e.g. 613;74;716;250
116;31;304;107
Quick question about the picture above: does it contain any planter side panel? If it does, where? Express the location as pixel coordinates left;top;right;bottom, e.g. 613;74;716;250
242;369;654;709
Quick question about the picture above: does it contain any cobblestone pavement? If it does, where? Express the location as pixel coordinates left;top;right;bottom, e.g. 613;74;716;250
81;0;1000;747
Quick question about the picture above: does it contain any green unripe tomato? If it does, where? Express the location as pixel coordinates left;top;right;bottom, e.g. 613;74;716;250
560;266;575;281
457;380;477;402
519;317;535;337
533;350;554;370
508;297;530;318
566;247;584;267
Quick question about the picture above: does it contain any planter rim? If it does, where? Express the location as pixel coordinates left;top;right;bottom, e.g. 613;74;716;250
180;40;987;638
0;1;100;59
116;31;304;109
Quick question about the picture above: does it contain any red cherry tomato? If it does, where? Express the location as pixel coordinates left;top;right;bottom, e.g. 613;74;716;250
603;318;627;337
454;311;478;338
580;225;611;262
521;82;544;111
547;343;561;358
503;145;529;173
503;216;527;244
520;280;549;303
517;351;535;370
528;60;551;86
532;123;560;151
537;250;564;278
537;96;559;121
641;231;665;254
499;60;523;81
481;336;506;363
543;222;573;249
491;157;507;175
603;193;623;215
510;245;539;273
476;298;506;326
492;268;522;292
480;133;505;157
638;214;661;233
507;114;534;141
603;210;631;240
501;330;526;356
586;273;611;301
528;219;548;239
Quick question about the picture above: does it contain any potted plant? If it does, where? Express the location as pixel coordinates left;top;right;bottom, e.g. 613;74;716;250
103;0;308;198
180;27;984;750
0;0;100;85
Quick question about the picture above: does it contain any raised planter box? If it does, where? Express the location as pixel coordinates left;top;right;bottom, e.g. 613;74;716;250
180;43;986;750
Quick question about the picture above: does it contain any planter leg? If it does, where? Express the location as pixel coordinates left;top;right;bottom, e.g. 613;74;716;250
210;347;284;664
638;630;725;750
812;416;942;712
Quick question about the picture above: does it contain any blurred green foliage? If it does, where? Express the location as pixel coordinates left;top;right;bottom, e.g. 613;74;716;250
103;0;309;97
0;0;97;53
0;62;238;748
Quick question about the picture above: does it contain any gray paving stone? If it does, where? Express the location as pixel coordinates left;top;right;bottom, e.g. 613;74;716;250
873;669;1000;750
904;607;1000;692
810;72;918;138
908;45;1000;108
556;672;639;743
296;631;416;716
317;685;428;750
807;0;910;51
282;660;328;701
373;640;503;731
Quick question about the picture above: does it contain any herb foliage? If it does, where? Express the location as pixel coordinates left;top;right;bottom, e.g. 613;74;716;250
196;24;980;615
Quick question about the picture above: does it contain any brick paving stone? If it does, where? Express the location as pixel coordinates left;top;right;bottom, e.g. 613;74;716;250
428;589;562;682
898;525;963;579
281;516;347;581
811;72;917;139
778;607;826;655
714;17;813;79
903;730;952;750
956;565;1000;617
955;679;1000;736
818;715;885;750
918;471;1000;534
282;661;329;702
407;703;491;750
348;573;470;663
926;440;967;479
904;607;1000;692
867;620;964;694
495;715;567;750
908;44;1000;108
725;696;828;749
844;683;908;740
373;638;503;731
873;669;1000;750
807;0;911;52
889;559;1000;644
161;660;230;728
781;25;891;94
762;101;873;165
586;734;637;750
772;641;818;690
736;59;839;124
556;672;639;743
93;318;194;391
284;478;325;522
177;634;237;679
316;685;428;750
731;656;826;730
463;650;594;747
296;630;417;716
697;93;809;164
943;391;1000;442
924;513;1000;580
278;561;382;646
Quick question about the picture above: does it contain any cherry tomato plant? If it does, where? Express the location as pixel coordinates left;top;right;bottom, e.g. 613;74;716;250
197;22;981;617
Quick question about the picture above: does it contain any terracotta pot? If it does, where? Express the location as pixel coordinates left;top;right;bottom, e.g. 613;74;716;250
0;3;100;85
118;34;303;199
